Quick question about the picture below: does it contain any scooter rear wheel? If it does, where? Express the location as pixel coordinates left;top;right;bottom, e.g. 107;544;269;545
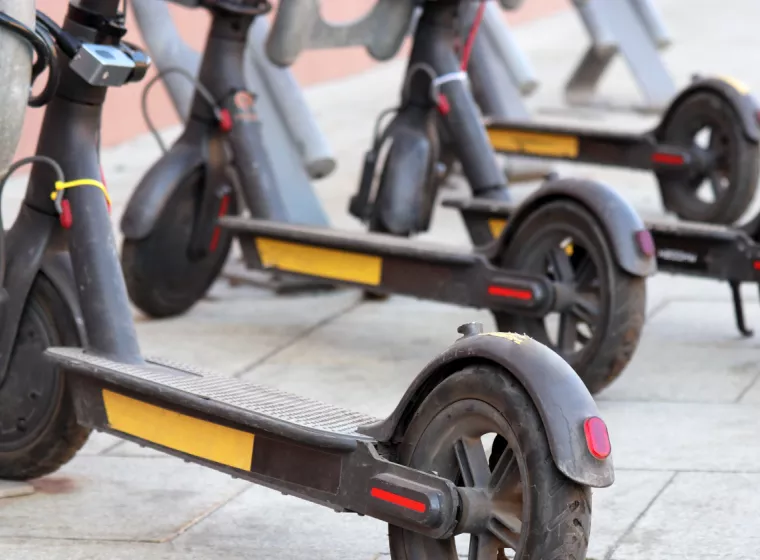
657;90;760;224
0;274;89;479
121;168;236;319
494;200;645;394
389;364;591;559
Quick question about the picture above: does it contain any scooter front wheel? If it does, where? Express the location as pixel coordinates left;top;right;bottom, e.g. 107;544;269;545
121;167;237;319
657;90;760;224
389;364;591;559
494;200;645;394
0;274;89;479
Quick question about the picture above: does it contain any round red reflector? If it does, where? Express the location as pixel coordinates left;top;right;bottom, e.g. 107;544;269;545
584;416;611;460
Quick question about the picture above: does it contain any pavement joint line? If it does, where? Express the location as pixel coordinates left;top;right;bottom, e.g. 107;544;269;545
231;298;363;379
597;397;760;405
96;439;128;456
602;471;678;560
157;484;252;544
735;369;760;404
614;467;760;474
645;298;672;322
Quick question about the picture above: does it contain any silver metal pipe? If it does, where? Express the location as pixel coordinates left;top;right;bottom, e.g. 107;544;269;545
248;18;336;179
0;0;35;173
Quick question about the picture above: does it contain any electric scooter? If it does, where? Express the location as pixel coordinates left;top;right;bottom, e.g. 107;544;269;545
0;3;612;558
120;0;656;395
483;75;760;225
449;193;760;340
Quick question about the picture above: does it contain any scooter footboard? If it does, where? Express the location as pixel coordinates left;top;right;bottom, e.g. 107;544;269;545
46;347;460;538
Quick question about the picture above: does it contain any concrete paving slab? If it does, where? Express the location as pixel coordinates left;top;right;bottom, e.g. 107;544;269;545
0;480;35;499
611;472;760;560
0;539;383;560
134;283;360;376
643;299;760;350
586;470;675;559
77;431;124;456
737;374;760;405
0;456;248;542
598;401;760;472
174;484;388;558
597;336;760;403
239;296;495;417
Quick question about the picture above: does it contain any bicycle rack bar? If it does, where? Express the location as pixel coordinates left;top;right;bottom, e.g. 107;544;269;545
0;0;35;173
130;0;329;226
248;18;336;180
481;2;537;96
463;2;553;183
565;0;677;113
266;0;414;67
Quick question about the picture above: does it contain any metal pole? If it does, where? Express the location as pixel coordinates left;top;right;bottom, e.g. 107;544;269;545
248;18;336;179
129;0;329;226
0;0;35;174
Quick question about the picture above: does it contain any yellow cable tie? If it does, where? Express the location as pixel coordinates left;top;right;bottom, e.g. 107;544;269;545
50;179;112;207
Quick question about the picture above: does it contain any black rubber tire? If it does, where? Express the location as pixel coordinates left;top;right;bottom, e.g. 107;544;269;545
658;91;760;225
121;167;236;319
0;274;90;480
494;200;645;394
389;365;591;560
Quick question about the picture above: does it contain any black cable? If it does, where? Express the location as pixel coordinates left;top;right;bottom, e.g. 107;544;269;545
35;10;80;58
28;24;60;108
141;67;221;154
0;156;66;283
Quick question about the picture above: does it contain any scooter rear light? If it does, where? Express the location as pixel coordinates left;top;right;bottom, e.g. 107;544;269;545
584;416;611;460
651;152;685;166
487;285;533;300
635;229;655;257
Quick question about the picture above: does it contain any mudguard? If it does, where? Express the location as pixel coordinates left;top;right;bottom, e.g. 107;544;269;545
360;331;614;488
659;76;760;143
39;252;86;345
493;177;656;277
120;134;205;240
374;111;439;236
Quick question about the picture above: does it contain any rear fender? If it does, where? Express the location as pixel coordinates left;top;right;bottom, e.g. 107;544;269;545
360;332;614;488
494;177;656;277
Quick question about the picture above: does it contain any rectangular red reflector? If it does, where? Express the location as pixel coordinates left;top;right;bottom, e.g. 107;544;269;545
635;229;655;257
652;152;685;166
584;417;611;460
370;487;426;513
488;285;533;300
754;261;760;271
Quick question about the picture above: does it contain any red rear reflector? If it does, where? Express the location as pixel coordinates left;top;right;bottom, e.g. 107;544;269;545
209;194;231;252
488;285;533;300
652;152;685;166
584;417;611;460
370;488;426;513
754;261;760;271
635;229;655;257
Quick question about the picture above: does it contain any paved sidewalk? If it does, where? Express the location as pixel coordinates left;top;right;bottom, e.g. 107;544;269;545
3;1;760;558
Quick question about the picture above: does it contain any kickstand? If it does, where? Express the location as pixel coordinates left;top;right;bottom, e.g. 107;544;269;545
729;281;753;337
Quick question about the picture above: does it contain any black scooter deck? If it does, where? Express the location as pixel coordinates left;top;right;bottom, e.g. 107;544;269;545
220;216;552;315
445;197;759;282
45;347;461;536
484;119;688;171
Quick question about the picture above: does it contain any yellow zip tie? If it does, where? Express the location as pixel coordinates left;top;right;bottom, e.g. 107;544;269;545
50;179;112;208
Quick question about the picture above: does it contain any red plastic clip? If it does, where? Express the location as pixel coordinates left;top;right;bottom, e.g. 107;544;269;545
60;199;73;229
437;94;451;116
218;109;233;132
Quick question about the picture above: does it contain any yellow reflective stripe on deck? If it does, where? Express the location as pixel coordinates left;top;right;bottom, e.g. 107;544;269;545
102;390;254;470
255;238;382;286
